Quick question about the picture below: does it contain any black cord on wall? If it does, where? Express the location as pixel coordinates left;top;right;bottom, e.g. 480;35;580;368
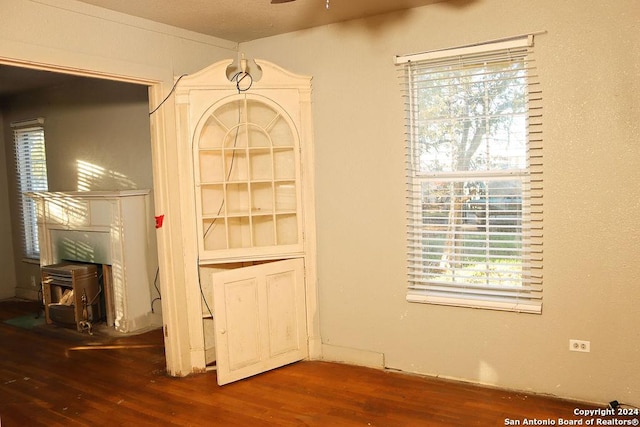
149;74;188;116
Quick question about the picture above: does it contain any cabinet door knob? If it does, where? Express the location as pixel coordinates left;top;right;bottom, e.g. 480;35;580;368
220;329;227;335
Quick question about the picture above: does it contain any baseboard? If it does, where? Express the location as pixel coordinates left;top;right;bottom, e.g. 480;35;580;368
116;311;163;334
15;287;39;301
320;344;385;369
308;335;322;359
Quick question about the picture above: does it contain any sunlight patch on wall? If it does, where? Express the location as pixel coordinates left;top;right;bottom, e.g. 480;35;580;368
77;160;136;191
51;231;111;265
479;360;499;384
47;196;89;227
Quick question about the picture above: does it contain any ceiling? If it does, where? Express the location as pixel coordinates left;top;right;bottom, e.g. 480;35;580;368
0;66;87;98
0;0;465;97
74;0;448;43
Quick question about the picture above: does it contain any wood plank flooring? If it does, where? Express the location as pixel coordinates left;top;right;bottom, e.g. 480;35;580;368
0;299;611;426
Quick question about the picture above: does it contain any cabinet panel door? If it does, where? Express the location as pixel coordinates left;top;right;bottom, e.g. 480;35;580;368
213;258;307;385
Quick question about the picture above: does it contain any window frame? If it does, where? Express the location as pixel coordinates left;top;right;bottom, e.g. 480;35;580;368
12;118;48;260
396;36;543;314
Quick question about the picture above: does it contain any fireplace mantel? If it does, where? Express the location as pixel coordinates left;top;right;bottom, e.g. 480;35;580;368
28;190;160;333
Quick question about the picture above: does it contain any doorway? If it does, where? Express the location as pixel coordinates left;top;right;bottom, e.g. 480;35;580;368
0;60;169;355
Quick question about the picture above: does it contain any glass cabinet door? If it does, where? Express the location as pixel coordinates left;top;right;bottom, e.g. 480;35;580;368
194;95;302;261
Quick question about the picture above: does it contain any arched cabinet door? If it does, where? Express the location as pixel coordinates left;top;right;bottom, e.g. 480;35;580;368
193;94;303;261
176;59;311;265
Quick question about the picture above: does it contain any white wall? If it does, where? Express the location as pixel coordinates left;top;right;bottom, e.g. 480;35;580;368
241;0;640;406
4;78;154;191
2;77;155;299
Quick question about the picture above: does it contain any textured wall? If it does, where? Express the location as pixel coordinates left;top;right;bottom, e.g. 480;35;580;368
2;77;153;296
241;0;640;406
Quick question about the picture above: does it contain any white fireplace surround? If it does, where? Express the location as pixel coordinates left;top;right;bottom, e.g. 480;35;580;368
28;190;160;333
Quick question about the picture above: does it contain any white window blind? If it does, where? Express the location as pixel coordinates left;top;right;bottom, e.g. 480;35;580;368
12;118;48;259
396;36;543;313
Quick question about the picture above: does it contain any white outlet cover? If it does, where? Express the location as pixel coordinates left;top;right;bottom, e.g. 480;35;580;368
569;339;590;353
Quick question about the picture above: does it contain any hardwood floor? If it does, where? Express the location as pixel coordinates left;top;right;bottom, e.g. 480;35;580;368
0;299;610;426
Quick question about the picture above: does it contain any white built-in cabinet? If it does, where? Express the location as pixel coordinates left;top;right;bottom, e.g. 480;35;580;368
175;59;317;385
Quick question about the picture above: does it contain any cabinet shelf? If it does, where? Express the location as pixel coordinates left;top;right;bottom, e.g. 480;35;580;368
202;210;297;220
199;146;294;152
198;178;296;186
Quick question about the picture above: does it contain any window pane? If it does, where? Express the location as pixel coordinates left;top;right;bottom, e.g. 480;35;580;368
415;64;528;174
401;38;542;312
14;125;48;258
419;178;523;286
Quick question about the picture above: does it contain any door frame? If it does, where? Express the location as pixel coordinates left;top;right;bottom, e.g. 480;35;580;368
0;51;195;376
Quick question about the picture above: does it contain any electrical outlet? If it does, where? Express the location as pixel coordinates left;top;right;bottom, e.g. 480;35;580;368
569;339;590;353
30;275;36;287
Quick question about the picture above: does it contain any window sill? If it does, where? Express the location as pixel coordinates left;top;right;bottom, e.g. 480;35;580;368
406;293;542;314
